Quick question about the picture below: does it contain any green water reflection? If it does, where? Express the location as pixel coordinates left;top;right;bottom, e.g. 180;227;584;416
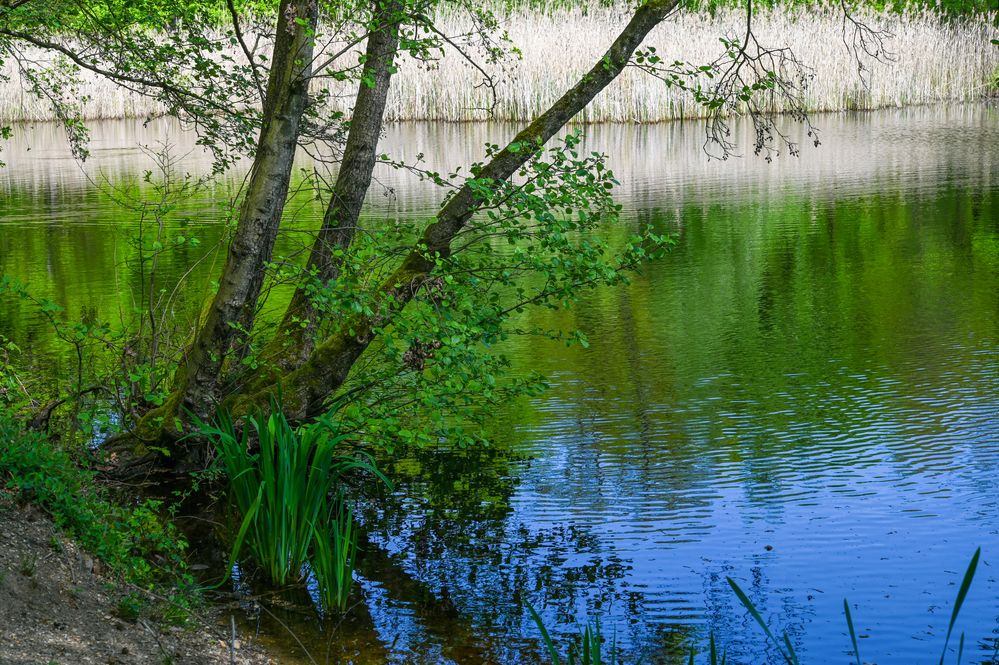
2;105;998;663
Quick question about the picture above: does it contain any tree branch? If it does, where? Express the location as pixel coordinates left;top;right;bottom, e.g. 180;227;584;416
230;0;683;419
225;0;267;103
0;28;236;117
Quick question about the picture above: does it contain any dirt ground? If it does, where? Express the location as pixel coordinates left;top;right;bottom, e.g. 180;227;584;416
0;498;275;665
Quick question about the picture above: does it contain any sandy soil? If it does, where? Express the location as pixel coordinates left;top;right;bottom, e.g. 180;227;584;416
0;497;275;665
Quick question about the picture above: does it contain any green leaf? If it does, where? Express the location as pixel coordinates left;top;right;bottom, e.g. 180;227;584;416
938;547;980;665
727;577;797;665
844;599;862;665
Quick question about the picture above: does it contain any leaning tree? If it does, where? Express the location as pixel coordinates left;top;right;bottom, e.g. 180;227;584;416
0;0;885;464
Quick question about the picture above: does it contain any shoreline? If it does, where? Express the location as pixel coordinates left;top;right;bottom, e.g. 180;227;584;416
0;497;275;665
4;97;997;131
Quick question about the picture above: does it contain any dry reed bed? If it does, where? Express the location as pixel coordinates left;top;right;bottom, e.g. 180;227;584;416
380;5;999;122
1;5;996;124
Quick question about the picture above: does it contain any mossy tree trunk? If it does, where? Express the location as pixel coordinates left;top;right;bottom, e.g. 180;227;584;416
264;0;404;372
134;0;680;455
137;0;318;445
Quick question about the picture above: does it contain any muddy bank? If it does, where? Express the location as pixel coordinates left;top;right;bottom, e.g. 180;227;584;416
0;496;273;665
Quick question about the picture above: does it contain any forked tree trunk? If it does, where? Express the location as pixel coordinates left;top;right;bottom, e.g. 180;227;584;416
263;0;403;372
228;0;682;420
136;0;318;444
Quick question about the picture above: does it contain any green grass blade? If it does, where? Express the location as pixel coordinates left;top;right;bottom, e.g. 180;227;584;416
310;496;359;614
939;547;980;665
844;599;862;665
527;601;561;665
206;482;262;589
957;632;965;665
782;632;800;665
727;576;795;665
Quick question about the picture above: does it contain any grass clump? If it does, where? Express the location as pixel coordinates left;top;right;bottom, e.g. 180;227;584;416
18;553;37;577
310;492;360;613
113;592;147;623
196;405;388;614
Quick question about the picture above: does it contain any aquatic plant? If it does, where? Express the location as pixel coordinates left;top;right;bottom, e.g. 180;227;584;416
726;547;980;665
528;601;624;665
528;547;983;663
378;4;998;123
310;491;361;613
195;405;387;611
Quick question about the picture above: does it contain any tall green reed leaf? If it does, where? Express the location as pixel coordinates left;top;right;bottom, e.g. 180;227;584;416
843;599;862;665
311;493;360;613
727;576;799;665
939;547;980;665
526;602;625;665
707;633;727;665
527;600;563;665
194;403;388;600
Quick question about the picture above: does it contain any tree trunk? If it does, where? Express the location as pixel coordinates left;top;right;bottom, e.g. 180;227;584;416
262;0;403;372
137;0;318;445
229;0;681;420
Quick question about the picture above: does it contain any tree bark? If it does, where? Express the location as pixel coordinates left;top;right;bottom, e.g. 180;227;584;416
229;0;681;420
262;0;403;373
137;0;318;444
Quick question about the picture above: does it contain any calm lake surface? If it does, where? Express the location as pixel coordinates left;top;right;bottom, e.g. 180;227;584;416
2;105;998;663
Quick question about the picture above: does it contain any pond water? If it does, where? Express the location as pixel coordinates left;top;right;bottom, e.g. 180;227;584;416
1;104;998;664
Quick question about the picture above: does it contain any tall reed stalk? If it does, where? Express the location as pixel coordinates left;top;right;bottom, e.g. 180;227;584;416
2;4;995;123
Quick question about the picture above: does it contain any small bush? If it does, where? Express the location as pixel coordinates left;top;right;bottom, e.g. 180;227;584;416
19;553;36;577
114;592;146;623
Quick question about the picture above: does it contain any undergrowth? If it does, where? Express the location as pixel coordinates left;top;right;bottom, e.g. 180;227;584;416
0;412;194;601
